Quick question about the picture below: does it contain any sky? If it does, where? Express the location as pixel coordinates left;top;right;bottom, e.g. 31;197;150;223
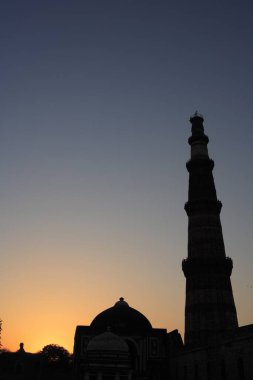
0;0;253;353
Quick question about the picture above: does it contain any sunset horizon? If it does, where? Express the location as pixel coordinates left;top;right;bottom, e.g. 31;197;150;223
1;1;253;360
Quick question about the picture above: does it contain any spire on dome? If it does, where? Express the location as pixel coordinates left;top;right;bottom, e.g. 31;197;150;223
114;297;129;307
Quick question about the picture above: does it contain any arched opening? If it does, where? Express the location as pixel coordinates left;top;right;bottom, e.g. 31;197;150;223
124;338;139;372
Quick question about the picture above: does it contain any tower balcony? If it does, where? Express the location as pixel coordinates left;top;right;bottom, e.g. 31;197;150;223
184;199;222;216
188;133;209;146
182;256;233;277
186;157;214;172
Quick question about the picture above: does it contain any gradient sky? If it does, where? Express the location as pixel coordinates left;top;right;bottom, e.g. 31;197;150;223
0;0;253;353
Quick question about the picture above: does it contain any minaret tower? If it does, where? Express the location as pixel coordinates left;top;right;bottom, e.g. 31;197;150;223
182;112;238;347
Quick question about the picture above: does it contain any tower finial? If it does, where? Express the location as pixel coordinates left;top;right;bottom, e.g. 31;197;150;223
190;111;204;122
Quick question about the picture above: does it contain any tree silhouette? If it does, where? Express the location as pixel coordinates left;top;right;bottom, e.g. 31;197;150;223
41;344;70;365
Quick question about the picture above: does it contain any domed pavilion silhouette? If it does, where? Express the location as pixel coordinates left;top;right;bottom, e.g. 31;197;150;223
73;297;182;379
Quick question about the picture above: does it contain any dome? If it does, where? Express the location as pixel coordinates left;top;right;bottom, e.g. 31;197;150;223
87;331;129;352
90;298;152;334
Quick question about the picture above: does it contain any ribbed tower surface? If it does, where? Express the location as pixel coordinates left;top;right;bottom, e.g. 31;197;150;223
183;112;238;347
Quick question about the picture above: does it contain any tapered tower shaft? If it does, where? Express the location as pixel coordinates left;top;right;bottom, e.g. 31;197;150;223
182;112;238;347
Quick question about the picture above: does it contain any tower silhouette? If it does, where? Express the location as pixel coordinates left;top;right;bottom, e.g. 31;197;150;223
182;112;238;347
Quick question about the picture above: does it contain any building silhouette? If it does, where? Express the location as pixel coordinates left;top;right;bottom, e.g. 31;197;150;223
73;297;183;379
183;112;238;346
1;114;252;380
0;343;71;380
72;114;253;380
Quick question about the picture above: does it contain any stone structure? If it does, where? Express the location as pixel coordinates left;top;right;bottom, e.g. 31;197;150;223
72;297;182;379
72;114;253;380
172;113;253;380
171;324;253;380
1;114;252;380
85;331;131;379
182;112;238;347
0;343;71;380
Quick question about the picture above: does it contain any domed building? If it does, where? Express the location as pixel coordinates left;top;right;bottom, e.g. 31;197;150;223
73;298;182;380
85;331;130;379
90;298;152;335
73;115;253;380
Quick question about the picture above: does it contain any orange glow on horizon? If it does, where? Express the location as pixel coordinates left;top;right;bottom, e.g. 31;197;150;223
2;276;185;353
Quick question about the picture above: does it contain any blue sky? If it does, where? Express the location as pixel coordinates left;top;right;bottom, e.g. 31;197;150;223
0;0;252;352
